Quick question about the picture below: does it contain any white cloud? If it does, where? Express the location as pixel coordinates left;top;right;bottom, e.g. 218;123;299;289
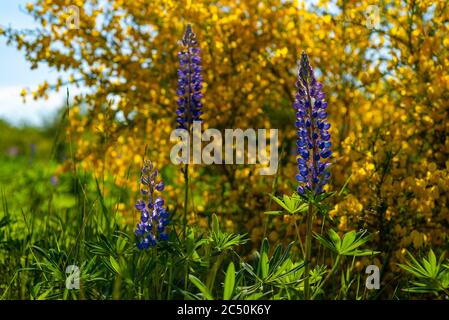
0;85;79;127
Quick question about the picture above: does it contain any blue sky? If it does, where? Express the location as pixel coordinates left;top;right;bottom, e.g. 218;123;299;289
0;0;68;126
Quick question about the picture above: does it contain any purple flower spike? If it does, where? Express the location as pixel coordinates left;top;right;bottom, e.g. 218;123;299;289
294;52;332;195
176;24;203;130
134;160;170;249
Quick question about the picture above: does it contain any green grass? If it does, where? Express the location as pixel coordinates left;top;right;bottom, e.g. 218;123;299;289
0;119;443;300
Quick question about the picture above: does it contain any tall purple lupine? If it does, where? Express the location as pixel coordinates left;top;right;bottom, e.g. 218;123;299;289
176;24;203;130
175;25;204;238
294;52;332;195
134;160;169;249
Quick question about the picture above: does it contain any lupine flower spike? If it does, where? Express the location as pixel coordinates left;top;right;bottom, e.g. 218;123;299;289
176;24;203;130
176;25;204;239
294;52;332;196
135;160;169;249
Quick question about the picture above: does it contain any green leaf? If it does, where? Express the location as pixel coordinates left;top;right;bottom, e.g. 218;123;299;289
271;242;294;272
243;292;265;300
260;252;269;279
292;203;308;214
270;244;283;269
338;174;352;196
269;194;291;212
189;275;213;300
261;238;269;256
398;249;449;294
283;194;294;211
428;250;437;275
341;231;356;251
223;262;235;300
212;214;220;235
328;229;341;251
269;193;308;215
314;232;336;252
314;229;378;257
264;210;284;215
109;256;121;274
350;249;380;257
37;288;53;300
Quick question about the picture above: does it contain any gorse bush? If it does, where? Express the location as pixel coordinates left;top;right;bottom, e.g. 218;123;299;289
1;0;449;300
123;27;379;300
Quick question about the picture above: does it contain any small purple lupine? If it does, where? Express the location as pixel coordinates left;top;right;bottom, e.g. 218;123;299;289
294;52;332;195
134;160;169;249
176;24;203;130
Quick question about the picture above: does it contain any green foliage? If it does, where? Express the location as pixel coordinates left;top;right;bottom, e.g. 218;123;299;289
240;239;305;298
185;238;306;300
399;250;449;295
0;123;440;300
267;191;380;300
314;229;379;257
30;245;106;299
208;214;247;252
266;193;308;215
185;262;237;300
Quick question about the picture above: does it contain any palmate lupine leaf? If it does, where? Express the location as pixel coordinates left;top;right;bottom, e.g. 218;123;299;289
209;214;247;251
398;249;449;294
266;193;308;215
241;239;305;292
314;229;379;257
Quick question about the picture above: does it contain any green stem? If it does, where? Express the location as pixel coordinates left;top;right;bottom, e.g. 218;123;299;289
311;255;341;300
294;219;305;257
183;163;189;240
304;204;314;300
318;215;326;265
183;162;189;293
112;275;121;300
206;253;225;292
167;256;173;300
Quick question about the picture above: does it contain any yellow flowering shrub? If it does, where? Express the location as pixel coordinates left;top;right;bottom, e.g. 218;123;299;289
3;0;449;290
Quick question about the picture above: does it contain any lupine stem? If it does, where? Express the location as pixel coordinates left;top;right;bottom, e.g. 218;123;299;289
206;252;225;292
183;163;189;240
294;218;305;257
177;24;203;239
304;203;314;300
